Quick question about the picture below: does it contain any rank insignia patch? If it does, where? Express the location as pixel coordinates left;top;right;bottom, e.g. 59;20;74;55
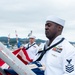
65;59;74;73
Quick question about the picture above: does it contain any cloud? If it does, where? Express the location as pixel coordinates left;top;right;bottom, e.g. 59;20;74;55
0;0;75;41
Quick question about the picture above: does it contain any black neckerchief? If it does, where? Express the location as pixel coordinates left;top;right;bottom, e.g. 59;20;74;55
36;38;65;61
26;43;36;50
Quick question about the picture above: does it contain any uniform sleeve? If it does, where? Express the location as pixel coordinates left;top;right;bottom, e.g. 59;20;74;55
62;50;75;75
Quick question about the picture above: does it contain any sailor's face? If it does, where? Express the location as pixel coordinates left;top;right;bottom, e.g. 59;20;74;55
45;21;58;40
29;38;35;44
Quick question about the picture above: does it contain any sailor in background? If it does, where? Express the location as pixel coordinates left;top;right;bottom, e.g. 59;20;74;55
38;15;75;75
24;35;39;61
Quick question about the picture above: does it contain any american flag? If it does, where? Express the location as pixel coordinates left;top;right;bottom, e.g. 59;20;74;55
0;47;33;75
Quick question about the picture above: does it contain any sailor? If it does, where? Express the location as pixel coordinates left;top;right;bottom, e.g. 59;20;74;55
24;35;39;61
1;16;75;75
38;15;75;75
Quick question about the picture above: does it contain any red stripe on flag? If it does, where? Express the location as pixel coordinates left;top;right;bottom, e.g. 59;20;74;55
16;47;33;64
0;58;5;66
0;47;33;68
22;47;33;62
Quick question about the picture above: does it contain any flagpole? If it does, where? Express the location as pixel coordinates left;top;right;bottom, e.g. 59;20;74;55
15;30;18;43
7;34;10;48
15;30;21;48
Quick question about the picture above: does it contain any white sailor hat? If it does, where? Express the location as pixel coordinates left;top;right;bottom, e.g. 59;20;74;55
29;35;36;39
46;15;65;27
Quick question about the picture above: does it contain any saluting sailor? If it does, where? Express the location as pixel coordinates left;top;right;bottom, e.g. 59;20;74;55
24;35;39;61
38;15;75;75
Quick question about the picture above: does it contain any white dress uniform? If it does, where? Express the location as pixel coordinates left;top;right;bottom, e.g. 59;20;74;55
40;35;75;75
25;42;39;61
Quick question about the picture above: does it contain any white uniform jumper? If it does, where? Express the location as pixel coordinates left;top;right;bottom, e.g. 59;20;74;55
25;42;39;61
41;35;75;75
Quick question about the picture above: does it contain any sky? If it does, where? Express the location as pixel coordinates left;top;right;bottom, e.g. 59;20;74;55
0;0;75;42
